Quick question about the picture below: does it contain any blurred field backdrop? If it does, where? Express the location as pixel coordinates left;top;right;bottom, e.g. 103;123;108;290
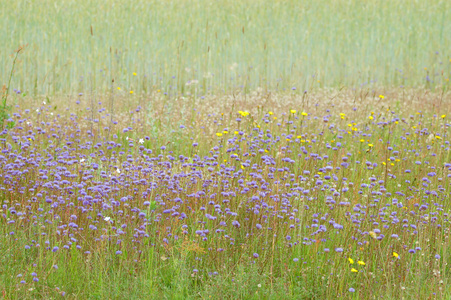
1;0;451;96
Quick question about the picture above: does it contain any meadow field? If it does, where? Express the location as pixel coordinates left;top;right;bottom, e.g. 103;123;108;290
1;0;451;299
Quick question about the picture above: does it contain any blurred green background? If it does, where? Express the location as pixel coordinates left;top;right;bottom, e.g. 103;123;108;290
1;0;450;96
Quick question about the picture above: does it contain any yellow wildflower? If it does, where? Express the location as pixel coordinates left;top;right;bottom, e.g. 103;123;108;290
379;95;384;99
133;72;137;76
358;261;365;266
351;268;358;273
369;231;377;239
290;109;296;114
234;131;239;135
129;91;134;94
268;111;274;115
223;131;228;134
348;258;354;264
369;116;373;120
393;252;399;258
117;87;121;90
441;115;446;119
216;133;223;137
368;144;373;147
301;112;308;116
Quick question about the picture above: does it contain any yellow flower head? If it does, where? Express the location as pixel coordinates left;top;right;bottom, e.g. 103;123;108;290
393;252;399;258
379;95;384;99
290;109;296;114
358;261;365;266
348;258;354;264
301;112;308;116
369;116;374;120
133;72;137;76
369;231;377;239
216;133;223;137
223;131;228;134
368;144;374;147
268;111;274;115
129;91;134;94
441;115;446;119
234;131;239;135
238;111;249;117
351;268;358;273
117;87;121;90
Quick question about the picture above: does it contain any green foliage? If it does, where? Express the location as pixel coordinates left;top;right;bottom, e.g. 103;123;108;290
1;46;26;130
1;0;451;95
